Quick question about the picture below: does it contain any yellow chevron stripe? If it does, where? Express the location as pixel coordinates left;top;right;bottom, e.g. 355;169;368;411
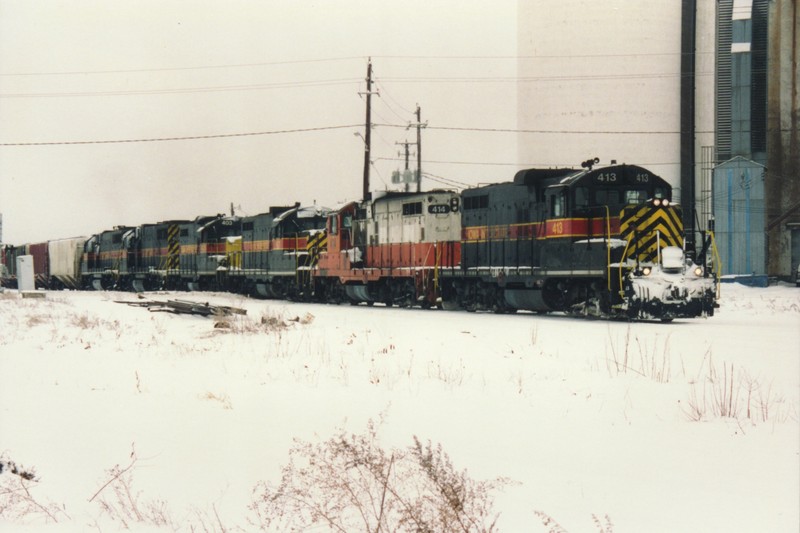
167;224;180;270
621;205;685;262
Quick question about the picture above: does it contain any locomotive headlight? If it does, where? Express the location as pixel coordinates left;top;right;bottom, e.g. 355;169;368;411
663;199;670;207
653;199;661;207
642;266;652;276
694;266;704;277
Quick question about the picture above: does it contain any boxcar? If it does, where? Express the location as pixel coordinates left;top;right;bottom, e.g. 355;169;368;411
48;237;87;289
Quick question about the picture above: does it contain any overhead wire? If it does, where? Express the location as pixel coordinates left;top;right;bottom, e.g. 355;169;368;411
0;78;363;98
0;124;363;146
0;56;365;77
3;121;792;147
373;80;416;117
0;52;718;78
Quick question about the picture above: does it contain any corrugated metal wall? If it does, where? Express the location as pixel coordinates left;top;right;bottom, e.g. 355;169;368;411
713;157;766;275
716;0;733;162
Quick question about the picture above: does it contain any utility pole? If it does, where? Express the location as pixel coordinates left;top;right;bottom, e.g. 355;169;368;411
397;141;411;171
408;105;427;193
395;140;415;192
359;58;379;201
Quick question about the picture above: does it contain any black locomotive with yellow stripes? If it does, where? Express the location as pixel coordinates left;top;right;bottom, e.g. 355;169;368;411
78;204;330;297
438;162;719;320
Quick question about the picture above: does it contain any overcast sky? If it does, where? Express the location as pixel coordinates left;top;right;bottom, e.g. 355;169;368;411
0;0;518;243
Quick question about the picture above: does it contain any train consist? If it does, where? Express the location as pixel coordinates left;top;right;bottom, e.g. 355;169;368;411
1;163;720;321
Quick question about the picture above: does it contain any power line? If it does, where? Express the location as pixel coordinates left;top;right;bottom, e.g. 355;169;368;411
421;171;471;189
376;72;718;84
0;124;362;146
373;52;716;60
3;122;793;147
0;78;362;98
373;81;416;116
378;123;794;135
1;53;718;77
3;69;748;99
0;56;365;77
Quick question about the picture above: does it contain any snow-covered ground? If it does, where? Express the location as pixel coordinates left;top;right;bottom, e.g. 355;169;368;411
1;283;798;532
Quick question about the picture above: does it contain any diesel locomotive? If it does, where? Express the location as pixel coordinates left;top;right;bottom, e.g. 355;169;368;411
439;163;719;320
0;162;720;321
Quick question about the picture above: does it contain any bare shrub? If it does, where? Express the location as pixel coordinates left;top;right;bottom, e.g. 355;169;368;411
591;513;614;533
70;311;100;330
428;358;466;388
250;419;507;532
201;391;233;410
0;453;69;523
213;310;312;334
684;354;791;424
26;313;49;327
185;503;240;533
535;510;614;533
605;327;672;384
90;444;175;529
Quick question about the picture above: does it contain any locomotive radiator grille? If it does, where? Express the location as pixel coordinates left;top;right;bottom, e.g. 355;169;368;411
620;204;683;263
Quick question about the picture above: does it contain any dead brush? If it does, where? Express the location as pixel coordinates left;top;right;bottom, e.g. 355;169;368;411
201;391;233;410
70;311;101;330
605;326;672;383
0;453;69;524
535;510;614;532
0;291;18;301
90;444;174;529
250;418;508;532
213;310;314;334
684;353;791;424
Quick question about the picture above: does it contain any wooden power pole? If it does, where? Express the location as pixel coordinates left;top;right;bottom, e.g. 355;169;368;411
361;59;375;200
415;105;422;193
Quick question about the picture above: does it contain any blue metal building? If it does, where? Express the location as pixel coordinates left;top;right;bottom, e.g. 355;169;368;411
713;157;766;276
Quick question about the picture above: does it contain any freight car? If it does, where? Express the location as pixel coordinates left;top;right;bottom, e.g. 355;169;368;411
48;237;86;289
0;244;23;288
438;162;718;320
1;238;86;289
0;242;48;288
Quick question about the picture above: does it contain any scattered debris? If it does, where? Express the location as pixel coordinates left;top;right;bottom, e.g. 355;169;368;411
115;298;247;317
0;455;38;481
21;291;46;299
289;312;315;325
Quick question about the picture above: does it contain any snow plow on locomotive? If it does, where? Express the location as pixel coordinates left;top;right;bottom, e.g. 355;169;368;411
439;163;719;320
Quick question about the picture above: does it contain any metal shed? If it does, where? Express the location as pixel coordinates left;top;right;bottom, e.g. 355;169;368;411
712;156;766;276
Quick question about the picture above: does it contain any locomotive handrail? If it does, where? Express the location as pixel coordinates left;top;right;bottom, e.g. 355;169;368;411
604;205;612;292
708;230;722;298
433;241;440;294
617;238;633;297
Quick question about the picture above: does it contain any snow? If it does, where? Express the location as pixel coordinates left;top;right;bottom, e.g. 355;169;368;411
1;284;798;532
